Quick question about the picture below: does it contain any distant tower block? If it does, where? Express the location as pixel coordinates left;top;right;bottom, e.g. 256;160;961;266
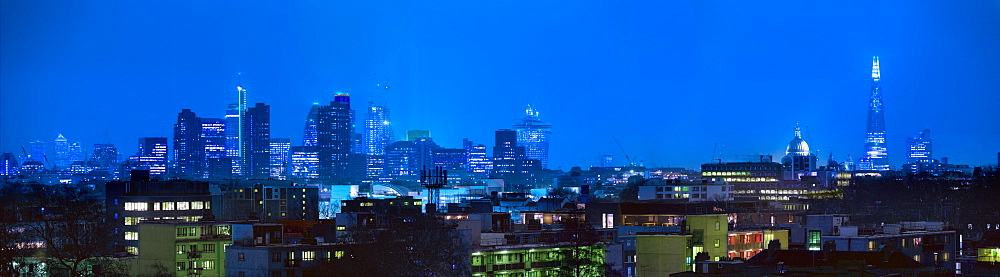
859;56;890;171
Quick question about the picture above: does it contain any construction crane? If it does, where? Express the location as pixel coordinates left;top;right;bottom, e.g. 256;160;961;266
612;137;636;167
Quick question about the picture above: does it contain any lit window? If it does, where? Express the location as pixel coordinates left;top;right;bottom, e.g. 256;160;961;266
335;251;345;258
203;260;215;270
127;246;138;255
162;202;175;211
125;232;138;241
303;251;315;261
192;201;204;210
125;217;140;226
125;202;148;211
177;202;190;210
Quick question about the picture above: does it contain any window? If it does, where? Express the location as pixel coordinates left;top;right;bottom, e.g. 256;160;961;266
238;253;245;261
176;262;185;271
867;241;876;251
192;201;204;210
913;254;921;262
125;217;140;226
714;239;721;248
204;201;211;209
177;202;190;210
162;202;175;211
203;244;216;253
153;202;161;210
125;232;138;241
124;202;147;211
335;251;344;258
177;245;187;254
271;252;282;262
303;251;315;261
203;260;215;270
126;246;138;255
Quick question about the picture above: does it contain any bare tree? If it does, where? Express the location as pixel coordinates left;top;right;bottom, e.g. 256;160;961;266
323;214;471;276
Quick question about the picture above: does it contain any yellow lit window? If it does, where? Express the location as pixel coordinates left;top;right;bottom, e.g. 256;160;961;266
125;217;140;226
192;201;204;210
303;251;315;261
177;202;189;210
125;232;138;241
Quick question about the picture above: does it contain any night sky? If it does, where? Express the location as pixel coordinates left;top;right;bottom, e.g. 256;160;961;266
2;1;999;170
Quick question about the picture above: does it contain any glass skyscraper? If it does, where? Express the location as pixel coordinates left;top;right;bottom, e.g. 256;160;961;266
270;138;291;180
173;109;204;177
859;56;890;171
201;117;229;179
513;106;552;169
316;92;354;182
243;102;271;179
54;134;70;168
225;103;242;176
364;102;394;179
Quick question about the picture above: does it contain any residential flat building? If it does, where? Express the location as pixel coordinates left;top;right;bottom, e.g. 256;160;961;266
104;171;213;254
137;221;232;277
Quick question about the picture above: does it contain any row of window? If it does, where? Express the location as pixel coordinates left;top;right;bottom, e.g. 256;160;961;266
259;250;345;262
176;243;218;254
123;201;210;211
125;216;201;225
177;260;215;271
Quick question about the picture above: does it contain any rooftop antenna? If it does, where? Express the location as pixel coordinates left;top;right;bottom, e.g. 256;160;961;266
420;166;447;214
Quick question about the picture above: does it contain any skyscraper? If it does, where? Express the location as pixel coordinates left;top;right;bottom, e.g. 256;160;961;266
68;142;84;163
386;138;440;180
201;118;230;179
243;103;271;179
225;103;242;176
906;129;932;165
302;103;321;147
316;92;354;182
54;134;70;168
173;109;204;177
27;140;45;163
364;103;394;179
492;129;540;189
270;138;291;180
513;106;552;168
92;144;119;169
463;138;492;175
858;56;890;171
133;137;168;175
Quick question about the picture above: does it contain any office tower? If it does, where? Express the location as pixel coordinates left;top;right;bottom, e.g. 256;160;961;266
133;137;168;175
270;138;291;180
243;103;271;179
781;124;817;173
290;146;320;179
433;148;467;171
68;142;83;163
303;103;321;147
407;130;431;141
513;106;552;168
386;138;440;179
173;109;204;177
92;144;119;169
492;129;540;188
903;129;942;175
463;139;492;175
54;134;70;168
859;56;890;171
1;152;19;176
316;92;353;182
201;118;230;179
364;102;394;155
906;129;932;164
27;140;45;163
225;103;242;175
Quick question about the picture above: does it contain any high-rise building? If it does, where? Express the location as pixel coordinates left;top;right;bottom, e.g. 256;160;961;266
68;142;84;163
303;103;321;147
132;137;168;175
906;129;932;164
27;140;45;163
201;118;230;179
463;139;492;175
270;138;291;180
386;138;440;180
243;103;271;179
225;103;242;176
54;134;70;168
364;103;394;155
859;56;890;171
92;144;120;169
432;148;467;171
1;152;19;176
492;129;540;188
513;106;552;168
173;109;204;177
290;146;320;180
316;92;354;182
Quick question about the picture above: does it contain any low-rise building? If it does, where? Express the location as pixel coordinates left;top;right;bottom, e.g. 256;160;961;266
137;221;233;277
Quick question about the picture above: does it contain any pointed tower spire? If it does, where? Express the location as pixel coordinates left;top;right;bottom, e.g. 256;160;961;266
871;56;880;81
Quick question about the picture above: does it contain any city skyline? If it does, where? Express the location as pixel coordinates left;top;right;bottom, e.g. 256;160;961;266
3;1;999;169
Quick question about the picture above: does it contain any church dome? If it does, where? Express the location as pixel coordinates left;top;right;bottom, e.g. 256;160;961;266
785;125;810;156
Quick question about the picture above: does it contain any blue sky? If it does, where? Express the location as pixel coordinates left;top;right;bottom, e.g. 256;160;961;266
2;1;998;169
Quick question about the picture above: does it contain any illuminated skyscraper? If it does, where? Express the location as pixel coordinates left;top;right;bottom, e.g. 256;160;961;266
68;142;83;163
492;129;540;188
243;103;271;179
225;103;242;176
270;138;291;180
364;103;394;179
133;137;168;175
173;109;204;177
201;118;230;179
386;138;439;179
858;56;890;171
513;106;552;168
54;134;70;168
316;92;354;182
463;138;492;175
290;146;320;179
27;140;45;163
906;129;932;164
303;103;321;147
